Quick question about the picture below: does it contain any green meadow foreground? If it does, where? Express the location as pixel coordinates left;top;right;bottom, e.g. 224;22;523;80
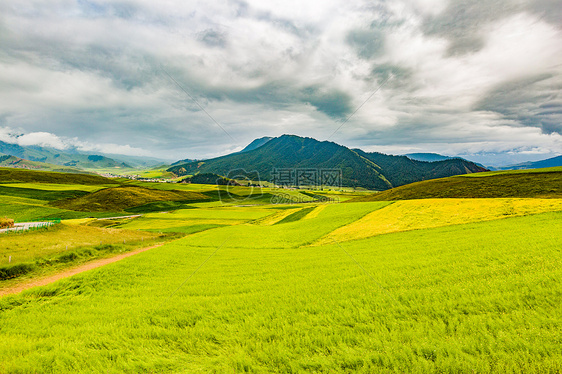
1;168;562;372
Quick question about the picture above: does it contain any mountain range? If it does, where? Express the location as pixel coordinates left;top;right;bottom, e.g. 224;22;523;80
0;141;165;170
0;154;90;174
168;135;488;190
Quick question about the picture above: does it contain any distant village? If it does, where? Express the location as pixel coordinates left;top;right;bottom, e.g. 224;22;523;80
98;173;174;183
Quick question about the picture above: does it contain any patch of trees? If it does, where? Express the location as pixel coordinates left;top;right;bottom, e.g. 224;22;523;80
182;173;240;186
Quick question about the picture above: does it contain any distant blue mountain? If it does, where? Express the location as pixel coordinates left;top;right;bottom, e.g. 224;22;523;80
501;155;562;170
0;140;166;169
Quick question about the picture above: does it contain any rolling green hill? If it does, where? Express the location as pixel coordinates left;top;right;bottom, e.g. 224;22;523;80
51;186;209;212
168;135;487;190
0;167;119;185
350;167;562;201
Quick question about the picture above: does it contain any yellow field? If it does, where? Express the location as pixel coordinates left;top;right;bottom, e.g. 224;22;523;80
62;218;96;226
313;198;562;245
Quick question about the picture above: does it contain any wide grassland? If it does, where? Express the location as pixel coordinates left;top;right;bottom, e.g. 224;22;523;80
1;168;561;372
0;211;560;372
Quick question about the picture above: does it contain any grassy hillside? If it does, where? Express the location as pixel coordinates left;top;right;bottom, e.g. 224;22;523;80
350;167;562;201
0;168;119;185
0;209;560;372
0;193;124;222
52;186;209;212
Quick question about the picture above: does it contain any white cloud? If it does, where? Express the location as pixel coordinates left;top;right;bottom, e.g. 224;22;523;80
0;126;153;157
16;132;67;149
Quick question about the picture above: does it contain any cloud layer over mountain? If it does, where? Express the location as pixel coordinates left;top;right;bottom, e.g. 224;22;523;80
0;0;560;163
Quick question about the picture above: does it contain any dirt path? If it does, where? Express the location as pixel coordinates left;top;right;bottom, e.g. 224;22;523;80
0;244;164;297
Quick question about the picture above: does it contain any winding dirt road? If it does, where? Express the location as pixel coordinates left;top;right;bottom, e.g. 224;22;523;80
0;244;163;297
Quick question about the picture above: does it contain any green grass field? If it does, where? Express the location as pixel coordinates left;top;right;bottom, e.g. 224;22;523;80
0;211;560;372
1;168;561;372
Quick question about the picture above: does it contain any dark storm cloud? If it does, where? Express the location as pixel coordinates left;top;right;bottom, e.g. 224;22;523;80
421;0;562;56
347;29;385;59
301;87;354;118
475;74;562;134
421;0;519;56
198;29;228;48
527;0;562;26
370;64;413;89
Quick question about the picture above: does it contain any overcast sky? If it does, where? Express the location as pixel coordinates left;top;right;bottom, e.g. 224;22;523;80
0;0;561;165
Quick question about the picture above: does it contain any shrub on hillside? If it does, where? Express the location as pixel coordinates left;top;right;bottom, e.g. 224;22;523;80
0;263;35;280
0;217;14;229
56;252;78;263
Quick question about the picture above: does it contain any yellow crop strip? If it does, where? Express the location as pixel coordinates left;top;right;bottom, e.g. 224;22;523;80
313;198;562;245
304;204;327;219
251;207;303;226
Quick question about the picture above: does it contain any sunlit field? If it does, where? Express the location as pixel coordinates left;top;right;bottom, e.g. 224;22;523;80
1;211;560;372
315;198;562;245
1;170;561;372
